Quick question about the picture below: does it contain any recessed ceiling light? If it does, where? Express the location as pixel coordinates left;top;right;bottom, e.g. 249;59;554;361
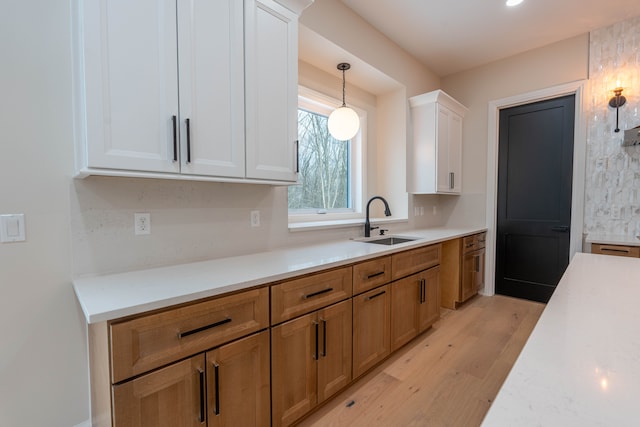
506;0;524;6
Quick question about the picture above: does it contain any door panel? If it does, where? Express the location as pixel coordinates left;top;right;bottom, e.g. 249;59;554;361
317;300;352;403
496;95;574;302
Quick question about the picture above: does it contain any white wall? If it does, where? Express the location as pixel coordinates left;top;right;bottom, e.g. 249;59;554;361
0;1;89;426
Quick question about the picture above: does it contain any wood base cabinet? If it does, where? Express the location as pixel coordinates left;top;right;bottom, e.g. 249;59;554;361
441;232;486;309
271;300;352;427
112;330;270;427
391;267;440;352
352;285;391;379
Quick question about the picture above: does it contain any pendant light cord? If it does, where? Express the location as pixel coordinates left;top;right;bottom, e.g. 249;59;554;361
341;67;346;107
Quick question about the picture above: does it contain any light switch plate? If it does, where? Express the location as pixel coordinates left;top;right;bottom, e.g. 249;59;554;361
1;214;26;243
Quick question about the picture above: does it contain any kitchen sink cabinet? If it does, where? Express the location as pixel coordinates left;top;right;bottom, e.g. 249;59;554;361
271;300;352;427
390;266;440;352
408;90;468;194
352;284;391;379
441;232;486;309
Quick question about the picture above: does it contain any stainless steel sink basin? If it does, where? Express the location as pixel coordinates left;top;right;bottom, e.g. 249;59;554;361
362;236;418;245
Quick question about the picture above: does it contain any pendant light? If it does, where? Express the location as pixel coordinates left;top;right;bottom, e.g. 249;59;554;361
328;63;360;141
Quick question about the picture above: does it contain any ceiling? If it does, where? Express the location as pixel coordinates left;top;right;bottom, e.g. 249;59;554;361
338;0;640;77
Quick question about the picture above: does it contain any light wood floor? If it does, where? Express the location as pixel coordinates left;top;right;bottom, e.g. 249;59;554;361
297;294;545;427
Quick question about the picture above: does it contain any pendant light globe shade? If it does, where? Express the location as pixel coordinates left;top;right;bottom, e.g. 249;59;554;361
328;106;360;141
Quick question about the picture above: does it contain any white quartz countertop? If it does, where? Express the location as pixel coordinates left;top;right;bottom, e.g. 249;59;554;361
585;233;640;247
73;226;484;324
482;252;640;426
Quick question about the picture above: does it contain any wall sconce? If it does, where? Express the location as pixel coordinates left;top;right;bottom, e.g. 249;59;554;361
608;86;626;133
328;63;360;141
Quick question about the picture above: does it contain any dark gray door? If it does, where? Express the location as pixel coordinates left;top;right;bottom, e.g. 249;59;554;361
496;95;575;303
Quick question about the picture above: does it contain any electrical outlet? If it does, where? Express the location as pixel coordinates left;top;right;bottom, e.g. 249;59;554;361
134;213;151;235
250;210;260;227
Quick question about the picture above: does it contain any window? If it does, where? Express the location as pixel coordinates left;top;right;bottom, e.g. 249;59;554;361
288;87;363;221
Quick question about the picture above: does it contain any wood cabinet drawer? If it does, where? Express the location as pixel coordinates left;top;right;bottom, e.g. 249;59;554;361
463;232;486;253
391;244;441;280
353;256;392;295
110;287;269;383
271;266;352;325
591;243;640;257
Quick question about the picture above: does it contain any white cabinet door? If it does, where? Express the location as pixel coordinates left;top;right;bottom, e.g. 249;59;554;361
436;105;462;194
408;90;466;195
245;0;299;182
82;0;180;173
177;0;245;178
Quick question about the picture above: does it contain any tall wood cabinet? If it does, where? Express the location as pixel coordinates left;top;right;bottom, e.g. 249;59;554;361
408;90;468;194
74;0;310;183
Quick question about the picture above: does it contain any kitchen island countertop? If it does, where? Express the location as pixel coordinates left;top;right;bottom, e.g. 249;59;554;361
482;252;640;426
73;226;485;324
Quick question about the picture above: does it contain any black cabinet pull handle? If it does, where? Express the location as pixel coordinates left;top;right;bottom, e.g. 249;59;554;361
475;255;480;272
600;246;631;253
450;172;454;189
172;115;178;162
213;362;220;416
295;140;299;173
551;225;569;232
366;290;386;301
186;118;191;164
178;318;232;339
314;322;319;360
366;271;385;279
198;368;205;423
321;319;327;357
303;288;333;299
419;279;425;303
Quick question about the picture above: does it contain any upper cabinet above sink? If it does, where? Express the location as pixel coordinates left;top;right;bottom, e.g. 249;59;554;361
408;90;468;195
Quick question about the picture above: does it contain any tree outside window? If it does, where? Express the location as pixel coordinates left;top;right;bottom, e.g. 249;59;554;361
288;109;351;212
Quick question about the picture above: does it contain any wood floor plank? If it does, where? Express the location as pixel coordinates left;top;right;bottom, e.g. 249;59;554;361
297;295;544;427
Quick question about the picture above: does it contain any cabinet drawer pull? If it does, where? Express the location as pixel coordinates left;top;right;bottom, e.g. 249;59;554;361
366;271;385;279
198;368;205;423
178;318;232;339
600;246;631;253
213;362;220;416
366;290;386;301
303;288;333;299
171;115;178;162
186;118;192;164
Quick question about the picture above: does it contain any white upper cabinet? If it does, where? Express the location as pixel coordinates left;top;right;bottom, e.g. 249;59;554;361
408;90;467;195
177;0;245;178
78;0;180;174
74;0;312;184
245;0;299;182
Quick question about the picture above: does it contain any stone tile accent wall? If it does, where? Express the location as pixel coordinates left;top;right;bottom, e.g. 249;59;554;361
585;16;640;237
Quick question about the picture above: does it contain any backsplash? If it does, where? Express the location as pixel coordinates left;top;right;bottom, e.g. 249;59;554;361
584;16;640;237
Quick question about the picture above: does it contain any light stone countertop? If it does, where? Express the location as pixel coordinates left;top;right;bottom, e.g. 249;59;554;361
585;233;640;247
482;252;640;426
73;226;485;324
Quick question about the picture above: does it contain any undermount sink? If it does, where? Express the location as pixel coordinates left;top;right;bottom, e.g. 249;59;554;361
362;236;418;246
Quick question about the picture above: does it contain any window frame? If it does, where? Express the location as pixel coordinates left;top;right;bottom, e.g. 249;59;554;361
288;86;365;224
